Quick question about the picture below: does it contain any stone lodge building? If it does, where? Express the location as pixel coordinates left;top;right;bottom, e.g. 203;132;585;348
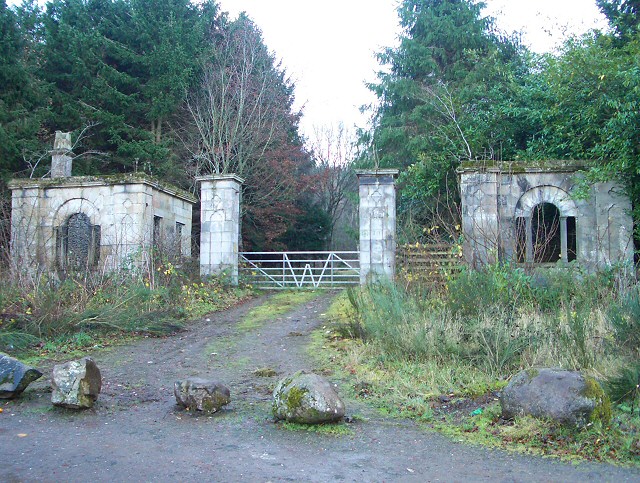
9;132;195;274
458;161;634;270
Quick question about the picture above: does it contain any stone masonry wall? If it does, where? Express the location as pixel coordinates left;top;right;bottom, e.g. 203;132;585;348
459;165;634;270
357;170;398;283
9;175;194;273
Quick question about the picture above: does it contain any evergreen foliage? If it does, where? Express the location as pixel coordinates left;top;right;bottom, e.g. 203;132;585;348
0;0;329;251
363;0;640;240
363;0;529;232
0;0;49;182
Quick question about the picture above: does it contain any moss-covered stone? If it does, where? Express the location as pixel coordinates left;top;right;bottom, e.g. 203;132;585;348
272;371;345;424
501;368;610;427
174;378;231;413
286;386;308;412
583;376;612;424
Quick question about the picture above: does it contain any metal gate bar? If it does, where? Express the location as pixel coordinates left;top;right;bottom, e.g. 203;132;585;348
239;251;360;289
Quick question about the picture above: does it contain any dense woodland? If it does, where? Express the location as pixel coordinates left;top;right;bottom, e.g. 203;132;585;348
1;0;640;250
363;0;640;245
0;0;330;251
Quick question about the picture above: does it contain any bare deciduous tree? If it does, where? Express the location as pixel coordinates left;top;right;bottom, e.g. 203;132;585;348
310;124;356;249
185;17;292;189
184;15;312;236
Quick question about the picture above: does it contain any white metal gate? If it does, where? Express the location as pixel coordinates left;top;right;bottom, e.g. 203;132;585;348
239;251;360;289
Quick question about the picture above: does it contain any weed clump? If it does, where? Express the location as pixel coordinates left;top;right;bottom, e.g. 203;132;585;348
0;256;251;356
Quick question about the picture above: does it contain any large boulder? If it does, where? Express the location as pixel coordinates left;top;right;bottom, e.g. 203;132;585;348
0;352;43;399
272;371;345;424
174;378;230;413
51;357;102;409
500;368;611;426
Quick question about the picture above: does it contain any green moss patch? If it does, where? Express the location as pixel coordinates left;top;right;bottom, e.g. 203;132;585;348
238;291;318;331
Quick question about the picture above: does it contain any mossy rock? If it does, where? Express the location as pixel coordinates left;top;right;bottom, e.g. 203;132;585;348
500;368;611;427
174;378;231;413
272;371;345;424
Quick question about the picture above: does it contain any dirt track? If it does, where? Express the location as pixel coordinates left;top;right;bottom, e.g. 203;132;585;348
2;292;639;482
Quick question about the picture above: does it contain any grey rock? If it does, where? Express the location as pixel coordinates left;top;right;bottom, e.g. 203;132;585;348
272;371;345;424
174;378;230;413
500;368;610;426
51;357;102;409
0;352;43;398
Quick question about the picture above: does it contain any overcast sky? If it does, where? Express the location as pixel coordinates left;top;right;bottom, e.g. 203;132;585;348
217;0;608;140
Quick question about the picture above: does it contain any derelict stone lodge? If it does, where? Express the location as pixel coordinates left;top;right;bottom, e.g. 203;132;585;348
9;132;195;274
459;162;634;269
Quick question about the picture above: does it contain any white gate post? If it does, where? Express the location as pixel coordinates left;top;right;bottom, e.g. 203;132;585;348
198;174;244;284
357;169;398;285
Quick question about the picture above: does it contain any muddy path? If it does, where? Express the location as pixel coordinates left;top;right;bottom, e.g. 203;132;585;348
2;292;639;482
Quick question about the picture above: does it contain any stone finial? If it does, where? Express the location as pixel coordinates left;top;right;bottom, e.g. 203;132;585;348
51;131;73;178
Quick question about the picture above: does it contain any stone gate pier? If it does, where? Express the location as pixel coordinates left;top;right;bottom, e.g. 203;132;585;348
357;169;398;284
198;174;243;283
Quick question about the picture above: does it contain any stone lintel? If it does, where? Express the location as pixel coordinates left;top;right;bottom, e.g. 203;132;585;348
196;174;245;185
356;169;399;185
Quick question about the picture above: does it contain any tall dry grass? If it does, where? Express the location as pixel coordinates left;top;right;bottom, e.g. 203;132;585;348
345;264;639;398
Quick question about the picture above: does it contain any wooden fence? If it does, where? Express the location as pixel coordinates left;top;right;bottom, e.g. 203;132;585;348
396;242;464;287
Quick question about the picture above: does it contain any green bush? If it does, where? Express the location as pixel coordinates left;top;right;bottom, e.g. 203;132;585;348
605;363;640;407
446;263;534;318
531;265;618;313
346;264;634;380
608;285;640;355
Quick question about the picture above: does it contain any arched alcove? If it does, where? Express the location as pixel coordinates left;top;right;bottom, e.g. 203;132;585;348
56;212;101;272
516;201;576;264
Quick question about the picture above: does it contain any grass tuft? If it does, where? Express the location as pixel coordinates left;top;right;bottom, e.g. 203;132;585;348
276;420;354;436
238;290;318;331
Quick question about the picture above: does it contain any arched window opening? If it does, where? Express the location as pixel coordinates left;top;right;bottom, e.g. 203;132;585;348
532;203;561;263
515;203;577;265
56;212;101;272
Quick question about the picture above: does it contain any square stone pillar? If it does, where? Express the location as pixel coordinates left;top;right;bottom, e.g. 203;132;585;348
357;169;398;284
198;174;244;284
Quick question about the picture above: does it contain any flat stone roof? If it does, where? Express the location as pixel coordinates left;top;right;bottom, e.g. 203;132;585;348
457;160;589;174
8;172;197;204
